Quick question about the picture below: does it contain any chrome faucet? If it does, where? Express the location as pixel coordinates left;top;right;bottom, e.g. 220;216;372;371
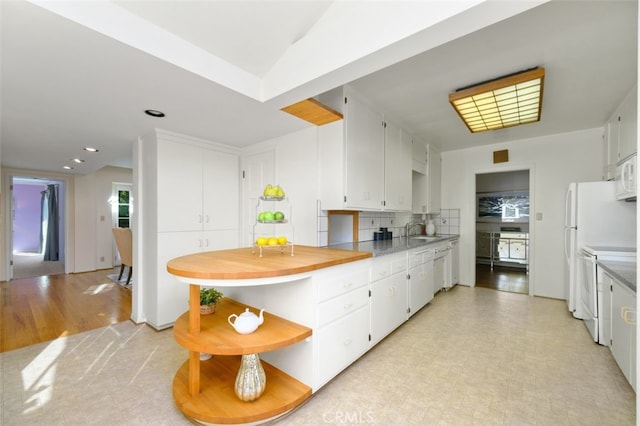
405;221;425;237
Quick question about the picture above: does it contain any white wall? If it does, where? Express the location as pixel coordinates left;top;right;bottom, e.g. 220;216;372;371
441;127;604;299
74;166;133;272
243;126;320;246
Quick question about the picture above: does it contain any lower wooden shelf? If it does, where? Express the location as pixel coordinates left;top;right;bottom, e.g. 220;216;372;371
173;355;312;424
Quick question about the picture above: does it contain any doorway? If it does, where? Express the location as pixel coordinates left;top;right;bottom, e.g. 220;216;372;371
475;170;530;295
11;176;66;279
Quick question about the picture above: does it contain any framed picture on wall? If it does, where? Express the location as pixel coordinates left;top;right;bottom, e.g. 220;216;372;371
476;191;529;223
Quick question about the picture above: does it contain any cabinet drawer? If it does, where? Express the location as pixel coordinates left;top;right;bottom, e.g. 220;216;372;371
318;286;369;327
317;266;369;302
408;253;422;268
318;305;370;386
370;252;407;282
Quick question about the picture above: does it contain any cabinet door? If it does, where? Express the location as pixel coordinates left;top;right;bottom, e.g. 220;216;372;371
384;121;412;211
618;87;637;162
370;272;408;345
611;280;635;387
426;144;441;214
155;231;203;328
408;263;433;316
344;94;384;210
318;305;370;386
203;150;240;231
157;141;203;232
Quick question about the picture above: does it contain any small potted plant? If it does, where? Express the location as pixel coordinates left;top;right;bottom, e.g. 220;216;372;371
200;287;223;315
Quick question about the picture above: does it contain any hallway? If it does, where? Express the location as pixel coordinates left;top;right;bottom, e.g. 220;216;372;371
475;263;529;294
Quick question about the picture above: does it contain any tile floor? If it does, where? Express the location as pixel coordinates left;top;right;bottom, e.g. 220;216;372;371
1;286;635;425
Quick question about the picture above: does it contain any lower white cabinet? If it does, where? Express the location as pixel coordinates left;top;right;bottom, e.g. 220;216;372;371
609;274;636;391
315;262;370;387
318;304;370;387
408;248;434;316
370;252;408;345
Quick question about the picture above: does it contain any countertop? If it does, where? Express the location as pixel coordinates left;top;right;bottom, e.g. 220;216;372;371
326;234;459;257
167;245;372;280
598;260;636;292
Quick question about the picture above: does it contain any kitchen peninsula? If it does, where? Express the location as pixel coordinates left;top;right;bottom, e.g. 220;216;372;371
166;235;458;424
166;245;372;425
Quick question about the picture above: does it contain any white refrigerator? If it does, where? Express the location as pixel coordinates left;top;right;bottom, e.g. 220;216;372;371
564;181;636;319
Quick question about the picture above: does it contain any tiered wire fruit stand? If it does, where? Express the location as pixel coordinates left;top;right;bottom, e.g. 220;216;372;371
252;195;295;257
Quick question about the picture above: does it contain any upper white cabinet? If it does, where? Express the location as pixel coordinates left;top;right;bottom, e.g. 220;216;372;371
605;85;637;179
384;120;412;211
319;86;412;212
158;141;239;233
412;142;441;214
344;90;385;210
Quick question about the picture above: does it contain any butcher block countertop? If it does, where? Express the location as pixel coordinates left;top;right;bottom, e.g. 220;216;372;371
166;245;372;281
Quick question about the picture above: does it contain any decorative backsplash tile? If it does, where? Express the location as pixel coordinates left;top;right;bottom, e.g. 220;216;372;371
316;201;460;246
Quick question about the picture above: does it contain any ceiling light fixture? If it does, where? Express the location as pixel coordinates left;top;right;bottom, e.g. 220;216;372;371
72;158;85;163
145;109;165;118
63;165;74;170
84;147;99;152
449;67;545;133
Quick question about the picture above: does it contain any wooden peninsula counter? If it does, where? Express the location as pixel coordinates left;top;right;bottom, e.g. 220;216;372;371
167;245;371;425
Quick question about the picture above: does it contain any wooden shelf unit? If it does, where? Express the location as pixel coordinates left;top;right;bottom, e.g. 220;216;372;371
172;288;313;424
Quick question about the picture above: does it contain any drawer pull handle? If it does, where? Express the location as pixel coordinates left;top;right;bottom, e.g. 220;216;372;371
343;303;353;310
343;339;352;346
343;282;353;289
622;307;636;325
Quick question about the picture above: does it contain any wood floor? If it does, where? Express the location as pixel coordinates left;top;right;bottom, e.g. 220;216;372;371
475;263;529;294
0;269;132;353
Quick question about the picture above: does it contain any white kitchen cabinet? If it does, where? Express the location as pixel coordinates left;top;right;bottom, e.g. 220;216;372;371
344;90;385;210
370;252;408;345
449;239;460;286
412;143;441;214
412;139;427;174
158;140;239;233
604;85;637;179
318;86;412;212
408;247;434;316
315;261;370;387
138;130;241;329
384;120;412;211
610;274;636;391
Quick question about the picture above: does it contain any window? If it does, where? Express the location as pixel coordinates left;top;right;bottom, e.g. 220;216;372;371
112;184;132;228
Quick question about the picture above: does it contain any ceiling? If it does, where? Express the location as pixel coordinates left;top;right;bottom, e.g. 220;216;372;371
1;0;637;175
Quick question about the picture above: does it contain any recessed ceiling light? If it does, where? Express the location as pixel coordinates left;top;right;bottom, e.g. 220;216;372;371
84;147;99;152
72;158;85;163
145;109;165;118
63;166;74;170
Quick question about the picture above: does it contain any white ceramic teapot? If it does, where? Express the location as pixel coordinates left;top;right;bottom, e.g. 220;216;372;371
228;308;265;334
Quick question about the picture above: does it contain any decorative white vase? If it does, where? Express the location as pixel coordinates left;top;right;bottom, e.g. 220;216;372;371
426;219;436;236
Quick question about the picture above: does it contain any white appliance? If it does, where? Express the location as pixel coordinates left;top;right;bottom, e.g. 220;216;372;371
577;246;635;344
564;181;636;319
615;153;637;200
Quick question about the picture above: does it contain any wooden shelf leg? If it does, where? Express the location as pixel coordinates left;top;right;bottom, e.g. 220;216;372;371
188;284;201;396
188;350;201;396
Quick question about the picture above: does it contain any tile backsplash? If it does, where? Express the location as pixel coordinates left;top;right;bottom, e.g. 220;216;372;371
316;201;460;246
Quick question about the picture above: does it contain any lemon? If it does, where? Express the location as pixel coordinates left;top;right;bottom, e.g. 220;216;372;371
277;236;288;245
256;237;268;246
267;237;279;246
